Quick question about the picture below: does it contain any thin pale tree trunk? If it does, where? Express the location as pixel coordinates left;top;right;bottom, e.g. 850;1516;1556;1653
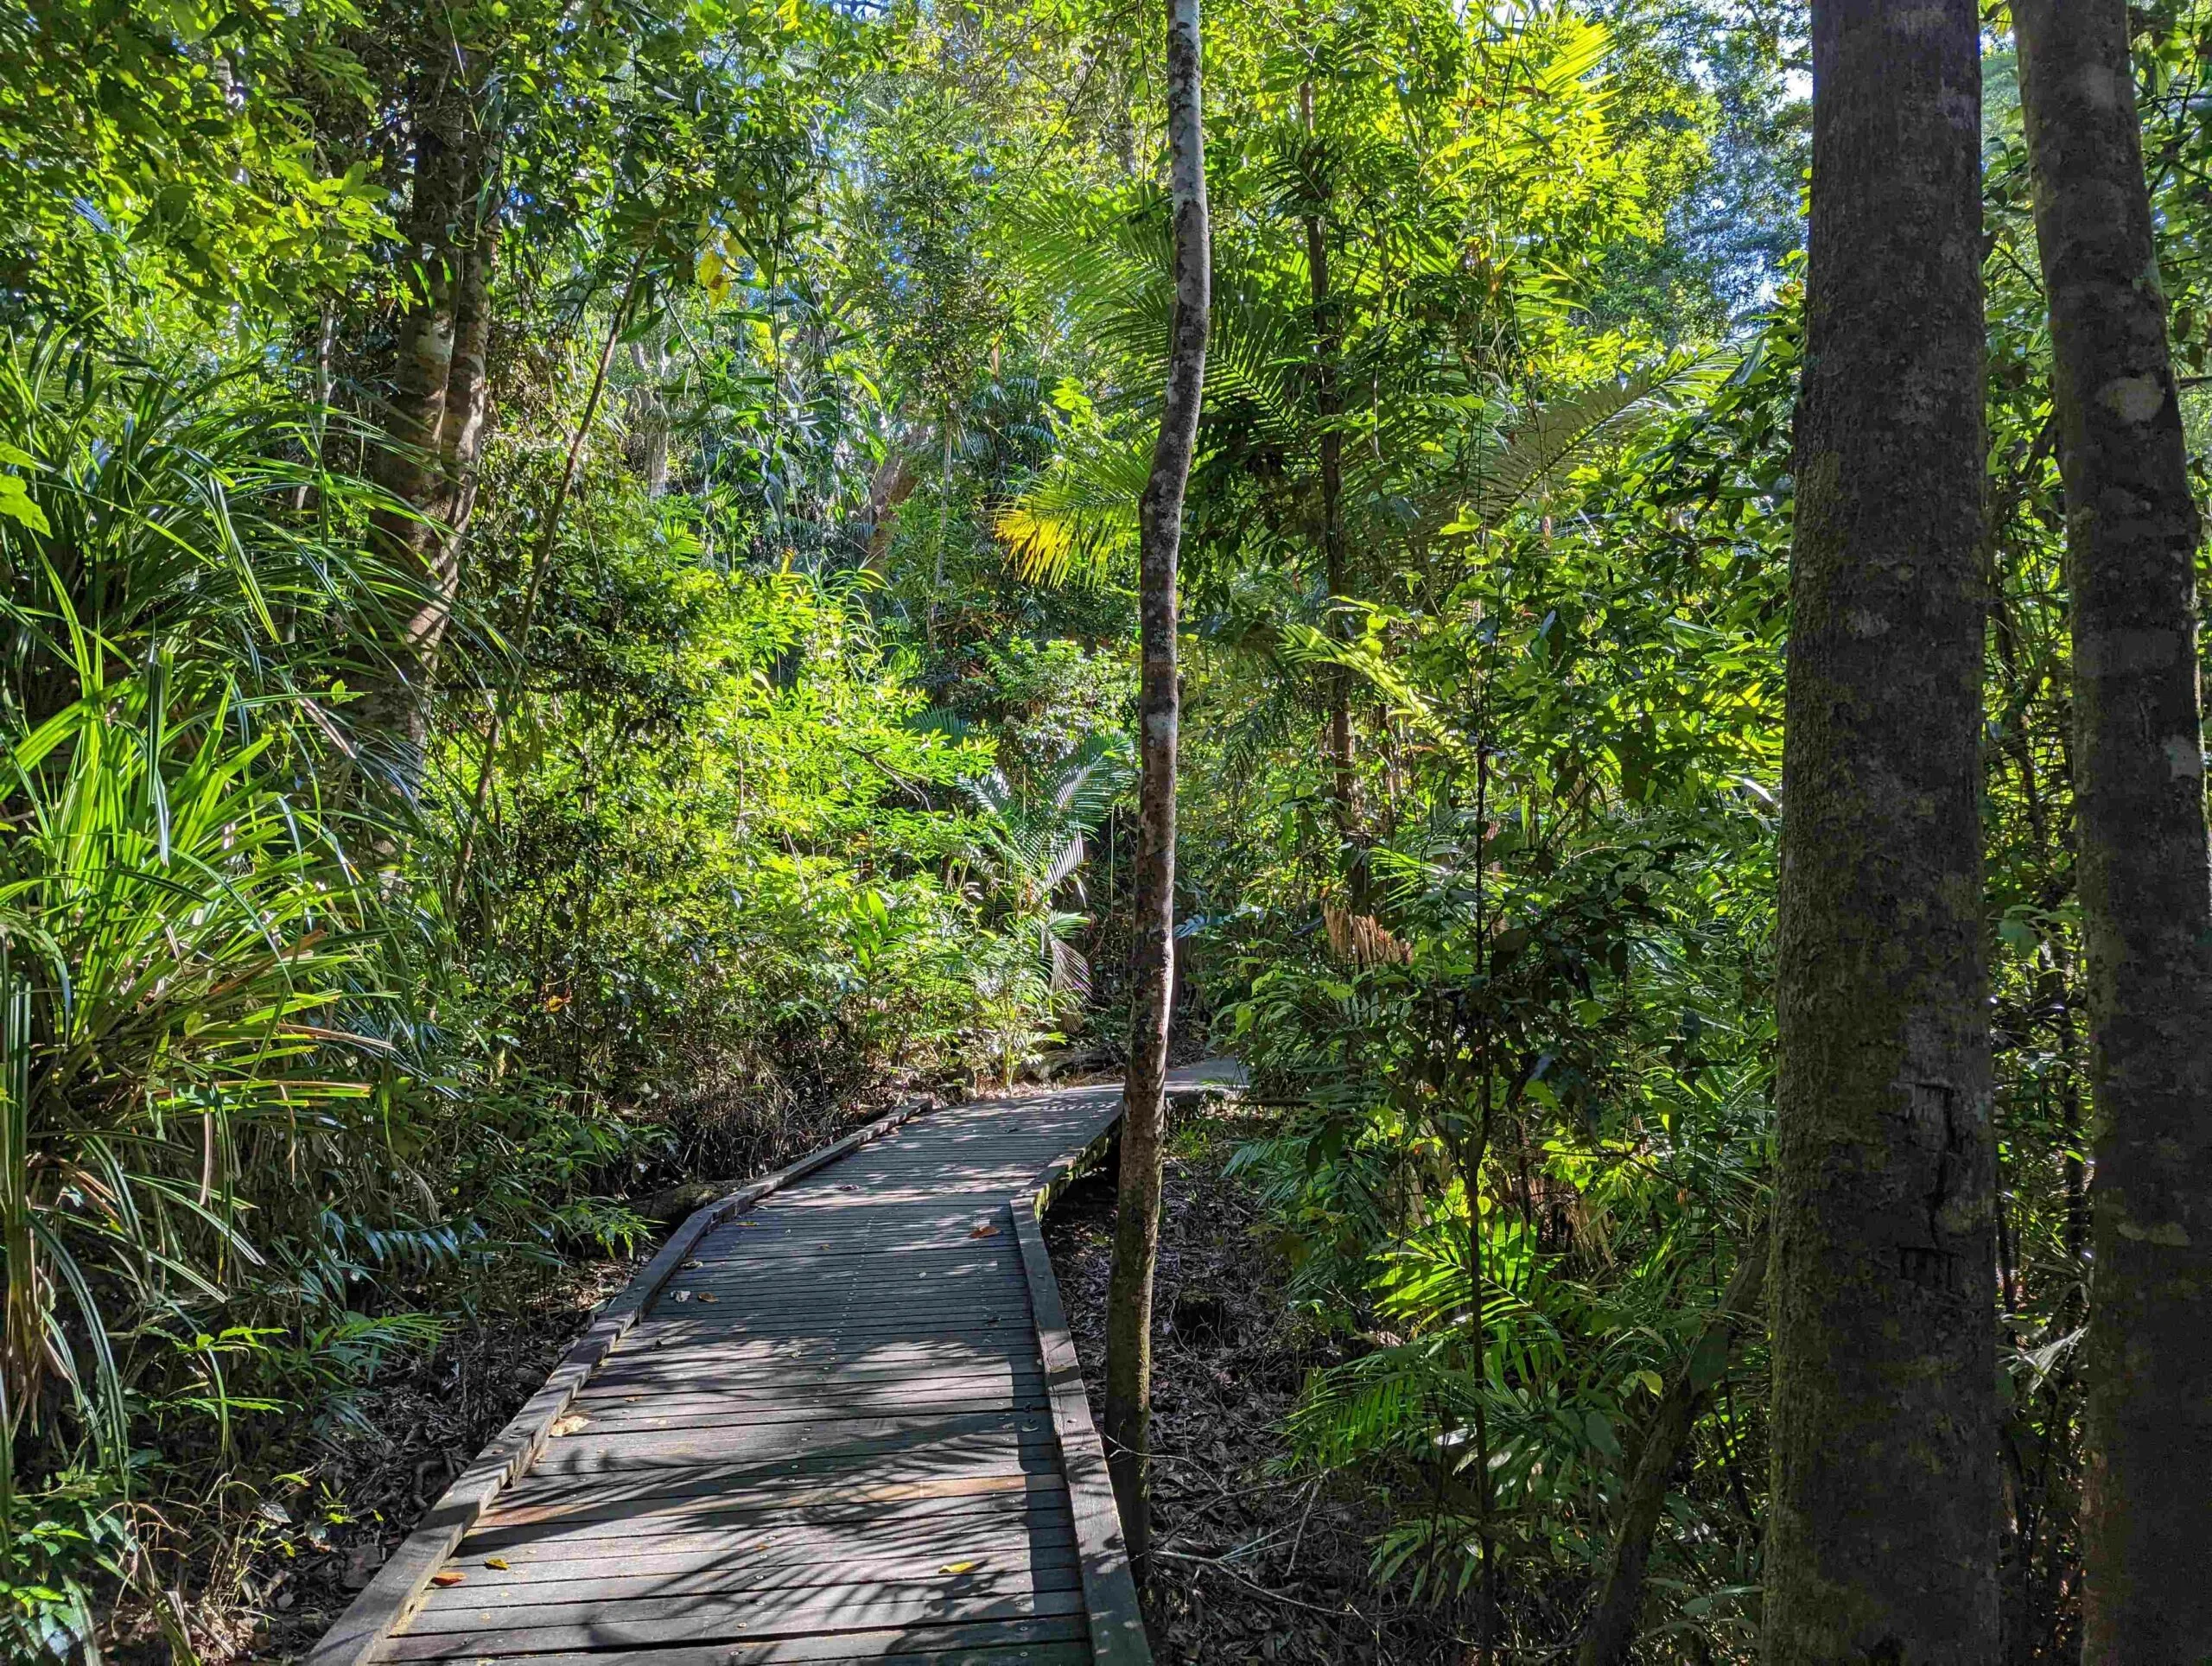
452;258;645;890
1103;0;1209;1586
1764;0;1999;1656
2015;3;2212;1656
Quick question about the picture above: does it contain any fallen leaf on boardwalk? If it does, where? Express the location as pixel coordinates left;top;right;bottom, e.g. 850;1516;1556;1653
671;1290;694;1302
484;1558;510;1571
969;1221;1000;1237
696;1292;719;1303
429;1571;465;1587
550;1415;589;1436
680;1258;703;1270
941;1560;979;1574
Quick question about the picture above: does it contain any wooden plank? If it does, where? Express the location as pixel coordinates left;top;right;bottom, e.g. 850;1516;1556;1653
377;1582;1087;1658
526;1416;1056;1476
403;1563;1083;1632
589;1349;1039;1381
410;1562;1083;1624
632;1312;1037;1340
539;1406;1046;1443
373;1618;1090;1666
425;1529;1078;1596
486;1439;1058;1516
644;1272;1033;1300
473;1472;1068;1539
460;1487;1065;1555
645;1274;1026;1300
567;1389;1049;1428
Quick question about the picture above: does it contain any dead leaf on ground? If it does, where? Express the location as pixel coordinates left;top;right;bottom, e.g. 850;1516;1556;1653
941;1560;980;1574
484;1557;510;1570
671;1290;694;1302
429;1571;465;1588
339;1543;387;1591
680;1258;704;1270
696;1292;719;1303
969;1222;1000;1238
550;1415;589;1436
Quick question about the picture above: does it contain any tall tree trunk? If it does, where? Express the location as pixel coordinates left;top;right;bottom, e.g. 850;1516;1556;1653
1103;0;1209;1585
366;73;499;775
1300;80;1356;844
1764;0;1999;1656
2015;3;2212;1655
1578;1218;1768;1666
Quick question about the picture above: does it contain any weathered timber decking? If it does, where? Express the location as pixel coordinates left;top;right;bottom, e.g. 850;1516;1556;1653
315;1064;1239;1666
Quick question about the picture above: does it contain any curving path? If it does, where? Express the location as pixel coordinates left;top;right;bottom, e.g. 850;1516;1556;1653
311;1064;1239;1666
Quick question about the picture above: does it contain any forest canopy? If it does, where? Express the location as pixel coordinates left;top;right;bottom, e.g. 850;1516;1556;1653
2;0;2208;1658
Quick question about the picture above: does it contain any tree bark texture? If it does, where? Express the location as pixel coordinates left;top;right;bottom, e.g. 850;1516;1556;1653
1764;0;1999;1657
1103;0;1208;1585
860;448;918;575
1578;1218;1769;1666
1299;81;1356;842
2015;3;2212;1656
367;65;499;769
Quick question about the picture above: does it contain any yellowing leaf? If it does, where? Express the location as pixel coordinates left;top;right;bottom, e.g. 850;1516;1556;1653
941;1560;978;1574
484;1558;510;1571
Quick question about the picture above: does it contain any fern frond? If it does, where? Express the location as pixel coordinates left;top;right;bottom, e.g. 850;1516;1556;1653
1456;349;1740;530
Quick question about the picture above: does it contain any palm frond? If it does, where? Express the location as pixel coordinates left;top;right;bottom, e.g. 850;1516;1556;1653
1454;350;1740;531
996;435;1150;586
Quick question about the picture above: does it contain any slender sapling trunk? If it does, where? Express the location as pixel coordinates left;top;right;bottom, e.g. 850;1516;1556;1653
1103;0;1210;1585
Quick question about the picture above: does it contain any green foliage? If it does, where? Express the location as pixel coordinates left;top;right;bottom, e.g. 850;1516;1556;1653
0;0;2024;1655
0;0;385;312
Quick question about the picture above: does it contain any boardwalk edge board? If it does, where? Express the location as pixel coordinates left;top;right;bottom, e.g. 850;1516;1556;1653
303;1096;936;1666
1014;1111;1154;1666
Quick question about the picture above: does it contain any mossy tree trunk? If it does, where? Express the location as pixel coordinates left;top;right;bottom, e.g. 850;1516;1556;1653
2016;1;2212;1654
1764;0;1999;1655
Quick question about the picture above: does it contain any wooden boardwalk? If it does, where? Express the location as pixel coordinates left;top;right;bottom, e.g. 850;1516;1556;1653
315;1066;1235;1666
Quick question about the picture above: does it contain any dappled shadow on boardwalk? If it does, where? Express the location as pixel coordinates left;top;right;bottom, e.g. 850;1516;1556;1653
371;1084;1126;1663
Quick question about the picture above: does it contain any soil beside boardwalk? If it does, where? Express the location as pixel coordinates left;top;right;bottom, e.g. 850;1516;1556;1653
1043;1101;1476;1665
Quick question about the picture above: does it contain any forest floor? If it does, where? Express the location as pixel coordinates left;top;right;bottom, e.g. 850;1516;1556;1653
209;1256;638;1664
1044;1103;1473;1664
168;1083;925;1663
